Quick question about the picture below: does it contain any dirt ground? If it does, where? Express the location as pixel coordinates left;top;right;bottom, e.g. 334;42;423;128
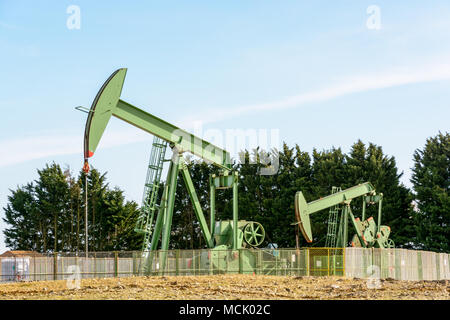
0;275;448;300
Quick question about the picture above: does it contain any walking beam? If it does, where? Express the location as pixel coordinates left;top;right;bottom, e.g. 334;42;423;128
83;68;231;170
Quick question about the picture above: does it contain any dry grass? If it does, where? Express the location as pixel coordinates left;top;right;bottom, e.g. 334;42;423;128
0;275;448;300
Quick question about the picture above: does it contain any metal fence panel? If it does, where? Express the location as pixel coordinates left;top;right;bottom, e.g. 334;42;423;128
0;248;448;283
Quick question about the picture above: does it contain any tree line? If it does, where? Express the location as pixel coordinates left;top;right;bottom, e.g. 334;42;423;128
3;166;141;253
3;132;448;253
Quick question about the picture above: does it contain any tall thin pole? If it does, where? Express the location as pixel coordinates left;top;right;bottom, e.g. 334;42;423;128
343;205;348;247
83;160;90;259
232;172;238;250
362;197;366;221
210;176;215;237
85;173;88;258
377;194;383;234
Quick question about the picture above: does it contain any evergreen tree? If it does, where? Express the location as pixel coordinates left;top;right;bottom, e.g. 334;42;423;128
6;134;444;252
99;187;141;251
346;141;416;248
3;163;142;253
411;132;449;252
34;163;71;252
3;183;39;250
310;147;347;246
171;159;214;249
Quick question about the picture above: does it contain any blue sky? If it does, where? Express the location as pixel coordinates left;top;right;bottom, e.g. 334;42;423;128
0;1;449;253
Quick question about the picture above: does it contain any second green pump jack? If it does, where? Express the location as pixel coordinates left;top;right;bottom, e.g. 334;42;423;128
295;182;395;249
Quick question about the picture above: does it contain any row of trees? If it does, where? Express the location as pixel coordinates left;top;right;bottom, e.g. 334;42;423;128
411;132;449;252
3;132;449;253
170;140;415;249
3;165;141;252
169;132;448;252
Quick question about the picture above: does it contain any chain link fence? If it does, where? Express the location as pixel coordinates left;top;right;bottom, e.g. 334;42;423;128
0;248;448;283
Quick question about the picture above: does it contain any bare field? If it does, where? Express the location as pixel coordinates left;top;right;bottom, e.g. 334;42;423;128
0;275;448;300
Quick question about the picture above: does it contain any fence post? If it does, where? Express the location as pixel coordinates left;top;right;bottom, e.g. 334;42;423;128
371;247;374;278
114;251;118;278
394;249;401;280
306;248;309;276
94;253;96;278
435;252;440;281
132;251;137;276
342;248;346;277
208;249;212;276
238;249;242;274
53;252;57;280
275;250;278;276
176;250;179;276
259;249;263;275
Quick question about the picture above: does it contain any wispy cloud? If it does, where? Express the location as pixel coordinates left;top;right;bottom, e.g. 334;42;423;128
179;59;450;127
3;58;450;168
0;130;152;168
0;21;20;30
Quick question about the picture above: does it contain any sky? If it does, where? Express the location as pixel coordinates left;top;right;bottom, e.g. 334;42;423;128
0;1;449;253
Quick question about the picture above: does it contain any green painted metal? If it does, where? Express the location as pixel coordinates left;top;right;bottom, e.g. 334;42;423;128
232;173;239;250
325;186;341;248
336;208;345;248
83;69;127;159
83;68;231;170
343;205;349;247
135;136;167;252
201;220;268;274
295;182;375;242
211;171;240;252
159;151;180;273
375;225;394;248
296;182;376;217
114;100;231;170
213;220;246;249
295;182;394;248
347;206;367;248
212;173;235;188
150;171;170;252
362;197;366;221
143;163;171;274
180;161;213;248
209;175;215;236
377;195;383;234
81;68;269;275
294;193;310;243
243;222;265;247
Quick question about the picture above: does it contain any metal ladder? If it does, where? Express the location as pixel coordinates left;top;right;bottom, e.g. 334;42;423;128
325;186;342;248
135;136;168;252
